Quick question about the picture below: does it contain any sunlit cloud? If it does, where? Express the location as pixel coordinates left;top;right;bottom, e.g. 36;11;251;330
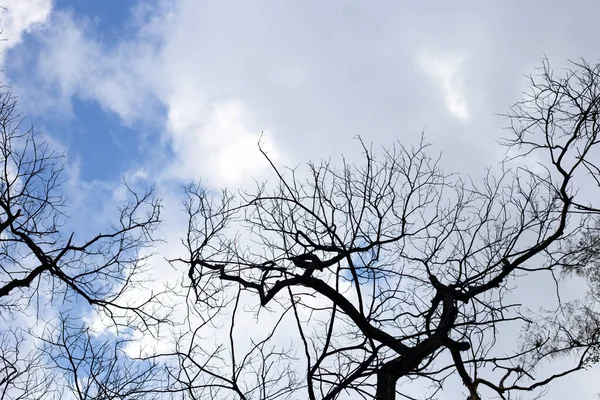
0;0;52;68
419;50;470;121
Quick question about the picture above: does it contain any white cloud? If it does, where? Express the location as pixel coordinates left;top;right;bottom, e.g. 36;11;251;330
31;11;162;124
7;1;600;397
23;5;281;187
419;51;470;121
0;0;52;68
166;98;278;186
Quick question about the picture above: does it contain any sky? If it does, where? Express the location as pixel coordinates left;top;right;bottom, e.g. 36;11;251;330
2;0;600;398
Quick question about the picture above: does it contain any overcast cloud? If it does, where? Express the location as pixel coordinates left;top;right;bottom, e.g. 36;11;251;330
2;0;600;398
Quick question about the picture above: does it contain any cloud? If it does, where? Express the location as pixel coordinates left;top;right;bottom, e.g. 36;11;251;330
6;1;600;397
166;98;278;186
21;4;280;187
0;0;52;67
418;51;470;121
29;10;162;124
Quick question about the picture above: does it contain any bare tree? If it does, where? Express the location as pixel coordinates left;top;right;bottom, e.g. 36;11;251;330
0;328;56;400
157;285;301;400
36;316;167;400
502;57;600;373
179;59;600;400
0;87;165;399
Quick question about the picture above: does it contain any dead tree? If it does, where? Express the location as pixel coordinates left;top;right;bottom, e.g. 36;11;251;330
36;316;166;400
0;88;164;398
179;59;600;399
0;328;55;400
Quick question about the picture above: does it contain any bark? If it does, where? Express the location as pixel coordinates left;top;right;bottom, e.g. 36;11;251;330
376;370;399;400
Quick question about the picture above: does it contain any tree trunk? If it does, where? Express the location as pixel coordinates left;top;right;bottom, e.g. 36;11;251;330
376;370;399;400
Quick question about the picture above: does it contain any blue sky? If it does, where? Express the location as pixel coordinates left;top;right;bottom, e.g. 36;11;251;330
3;0;600;398
54;0;132;36
3;1;161;182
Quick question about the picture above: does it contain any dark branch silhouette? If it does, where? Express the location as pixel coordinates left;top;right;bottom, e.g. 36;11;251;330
177;59;600;399
0;88;166;398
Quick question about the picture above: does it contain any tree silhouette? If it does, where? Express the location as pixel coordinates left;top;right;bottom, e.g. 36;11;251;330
178;59;600;399
3;56;600;399
0;88;164;399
